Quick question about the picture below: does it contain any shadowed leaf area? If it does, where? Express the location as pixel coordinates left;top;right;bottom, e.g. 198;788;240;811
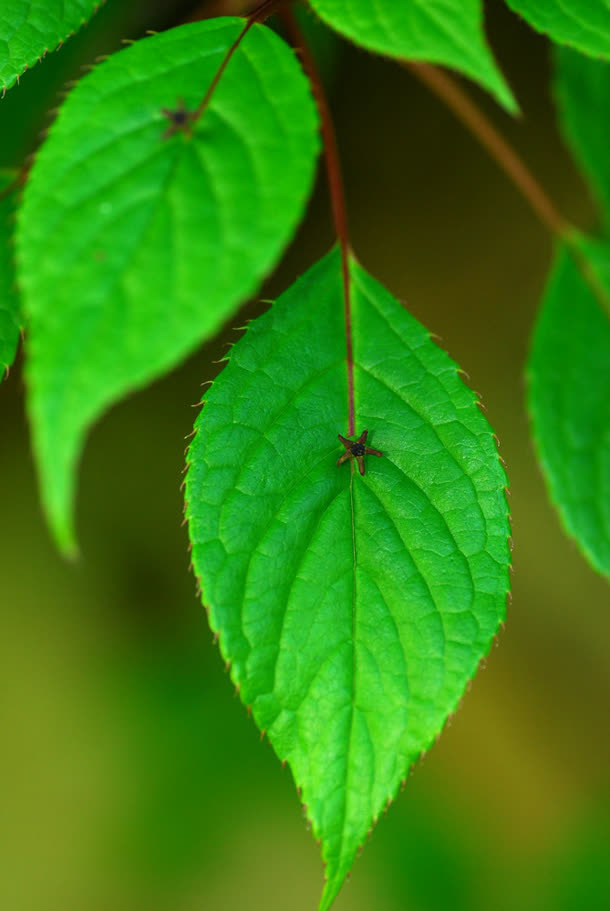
185;248;512;910
555;47;610;228
16;17;319;554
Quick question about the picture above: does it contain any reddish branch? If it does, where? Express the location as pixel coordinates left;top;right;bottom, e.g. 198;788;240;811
193;0;289;121
279;7;355;436
407;63;610;317
406;62;571;240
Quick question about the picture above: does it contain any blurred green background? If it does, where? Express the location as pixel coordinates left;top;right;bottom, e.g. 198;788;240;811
1;1;609;909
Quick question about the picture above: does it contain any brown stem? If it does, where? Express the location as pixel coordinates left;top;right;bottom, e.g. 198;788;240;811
407;62;610;319
406;62;571;240
193;0;288;121
279;6;355;436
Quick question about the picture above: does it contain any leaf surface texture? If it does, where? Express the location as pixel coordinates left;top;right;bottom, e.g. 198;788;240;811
17;18;319;553
307;0;516;111
506;0;610;58
0;0;99;93
185;249;512;909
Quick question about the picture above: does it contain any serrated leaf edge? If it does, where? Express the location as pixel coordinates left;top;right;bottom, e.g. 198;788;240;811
183;310;513;909
1;1;106;97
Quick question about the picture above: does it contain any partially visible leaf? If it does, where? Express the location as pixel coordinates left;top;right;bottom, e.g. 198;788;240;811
528;239;610;577
554;47;610;227
506;0;610;59
0;171;20;375
291;3;343;83
17;18;319;554
0;0;100;94
535;41;610;576
185;248;512;910
307;0;517;111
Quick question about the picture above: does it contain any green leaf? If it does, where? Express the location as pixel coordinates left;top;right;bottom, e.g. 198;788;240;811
554;47;610;228
0;171;20;375
528;239;610;577
307;0;517;112
16;18;319;555
505;0;610;58
0;0;100;94
185;249;512;910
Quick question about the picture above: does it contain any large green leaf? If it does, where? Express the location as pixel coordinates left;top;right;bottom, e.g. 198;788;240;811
528;240;610;577
0;171;20;375
506;0;610;58
17;18;319;554
554;47;610;227
185;249;512;910
307;0;516;111
0;0;99;94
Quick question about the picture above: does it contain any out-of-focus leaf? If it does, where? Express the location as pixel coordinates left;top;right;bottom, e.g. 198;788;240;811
16;18;319;554
307;0;516;111
528;239;610;577
554;47;610;227
0;0;100;94
0;171;20;374
185;248;512;910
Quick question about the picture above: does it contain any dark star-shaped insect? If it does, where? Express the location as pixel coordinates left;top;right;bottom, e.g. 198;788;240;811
337;429;383;476
161;98;195;139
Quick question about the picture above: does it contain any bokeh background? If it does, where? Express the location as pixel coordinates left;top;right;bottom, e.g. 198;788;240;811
1;1;609;909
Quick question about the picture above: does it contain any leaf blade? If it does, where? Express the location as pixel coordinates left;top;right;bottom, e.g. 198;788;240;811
0;0;100;94
506;0;610;59
185;249;512;908
528;240;610;577
17;18;319;553
307;0;516;111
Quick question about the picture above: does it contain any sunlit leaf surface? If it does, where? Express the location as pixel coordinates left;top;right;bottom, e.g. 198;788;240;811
17;18;319;553
186;249;512;909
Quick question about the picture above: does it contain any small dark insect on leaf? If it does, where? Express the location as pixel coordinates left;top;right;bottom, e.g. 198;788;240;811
337;429;383;476
161;98;195;139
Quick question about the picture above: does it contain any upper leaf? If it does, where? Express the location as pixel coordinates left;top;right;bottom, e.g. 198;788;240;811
17;18;319;554
528;239;610;577
506;0;610;58
0;0;99;94
554;47;610;227
185;249;512;910
0;171;20;375
307;0;517;111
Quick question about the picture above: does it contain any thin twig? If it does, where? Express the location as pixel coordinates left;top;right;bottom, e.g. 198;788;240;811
193;0;288;121
407;62;610;318
279;6;355;436
406;61;571;240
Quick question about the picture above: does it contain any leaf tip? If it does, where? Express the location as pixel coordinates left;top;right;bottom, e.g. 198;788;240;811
54;520;80;562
